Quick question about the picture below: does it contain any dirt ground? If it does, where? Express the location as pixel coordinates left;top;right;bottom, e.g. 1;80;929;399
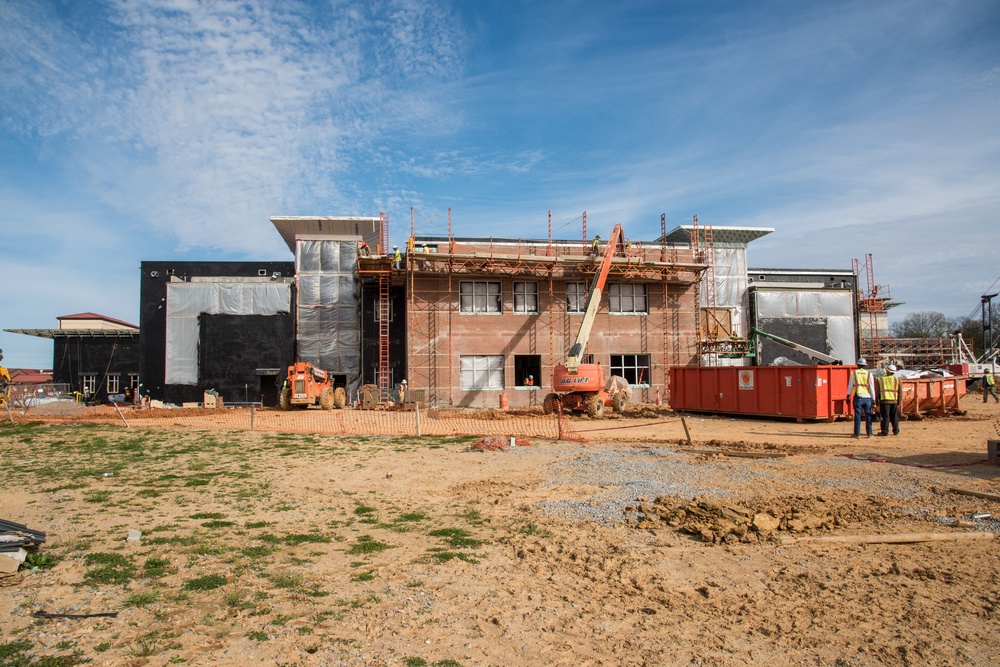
1;394;999;666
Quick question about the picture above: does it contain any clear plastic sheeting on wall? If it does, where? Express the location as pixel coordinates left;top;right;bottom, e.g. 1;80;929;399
166;281;291;384
296;239;362;395
753;289;856;365
702;247;748;337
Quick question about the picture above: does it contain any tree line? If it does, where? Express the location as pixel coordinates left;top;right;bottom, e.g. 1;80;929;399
889;310;1000;360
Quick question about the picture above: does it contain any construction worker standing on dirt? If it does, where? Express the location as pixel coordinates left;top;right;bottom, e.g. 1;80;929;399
984;368;999;404
847;357;876;438
876;364;900;436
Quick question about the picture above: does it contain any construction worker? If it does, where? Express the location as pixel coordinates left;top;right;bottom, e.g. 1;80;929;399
592;235;600;257
524;374;534;387
846;357;876;438
398;379;407;404
876;364;900;436
393;245;401;269
984;368;999;404
359;241;370;256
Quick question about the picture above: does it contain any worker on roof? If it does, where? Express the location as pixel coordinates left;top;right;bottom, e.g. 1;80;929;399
359;241;370;256
592;234;600;257
393;245;401;269
846;357;876;439
876;364;900;436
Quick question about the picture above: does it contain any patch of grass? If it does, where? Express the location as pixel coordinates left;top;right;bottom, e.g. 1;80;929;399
84;552;136;586
433;660;463;667
25;551;58;570
270;572;303;591
283;532;330;546
137;489;162;498
223;589;258;613
84;490;112;503
350;570;376;582
427;551;479;564
95;642;112;652
246;630;268;642
242;545;277;558
183;478;211;487
517;522;553;538
405;658;428;667
124;590;159;607
429;528;482;549
143;556;171;577
183;574;228;591
397;511;428;522
245;521;273;529
190;512;225;519
201;520;235;529
347;535;391;555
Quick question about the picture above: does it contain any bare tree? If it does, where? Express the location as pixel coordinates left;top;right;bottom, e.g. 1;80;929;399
889;311;956;338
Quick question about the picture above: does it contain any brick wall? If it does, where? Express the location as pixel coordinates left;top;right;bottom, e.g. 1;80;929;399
404;241;701;408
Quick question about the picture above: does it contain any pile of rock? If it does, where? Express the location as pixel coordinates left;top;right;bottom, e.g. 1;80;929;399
625;496;841;544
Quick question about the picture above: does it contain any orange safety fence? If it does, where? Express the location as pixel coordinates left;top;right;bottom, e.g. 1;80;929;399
3;402;689;444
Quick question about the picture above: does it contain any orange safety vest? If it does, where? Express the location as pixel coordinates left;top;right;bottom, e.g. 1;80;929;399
878;374;899;402
850;368;871;397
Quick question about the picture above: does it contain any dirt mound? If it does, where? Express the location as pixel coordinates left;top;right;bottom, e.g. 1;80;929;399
625;494;926;544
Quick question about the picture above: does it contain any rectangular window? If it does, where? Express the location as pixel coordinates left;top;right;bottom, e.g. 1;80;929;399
82;374;97;396
566;282;586;313
459;281;501;314
129;374;140;390
609;283;648;314
610;354;651;386
514;355;541;388
460;355;504;390
107;375;120;394
513;282;539;314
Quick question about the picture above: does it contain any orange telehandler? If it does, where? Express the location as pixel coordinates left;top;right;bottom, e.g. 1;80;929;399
279;361;347;410
542;224;629;418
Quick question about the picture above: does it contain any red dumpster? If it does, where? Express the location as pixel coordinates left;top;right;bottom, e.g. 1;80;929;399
668;365;853;422
898;376;966;417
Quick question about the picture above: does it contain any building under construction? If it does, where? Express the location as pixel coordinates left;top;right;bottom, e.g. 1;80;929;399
8;212;871;408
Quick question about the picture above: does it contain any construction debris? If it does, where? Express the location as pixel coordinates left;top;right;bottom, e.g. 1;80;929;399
0;519;46;578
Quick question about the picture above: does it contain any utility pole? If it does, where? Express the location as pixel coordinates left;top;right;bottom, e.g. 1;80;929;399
983;292;998;365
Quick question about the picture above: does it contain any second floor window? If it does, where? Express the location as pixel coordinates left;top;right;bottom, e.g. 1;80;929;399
609;283;648;313
513;282;539;314
566;282;587;313
460;281;501;314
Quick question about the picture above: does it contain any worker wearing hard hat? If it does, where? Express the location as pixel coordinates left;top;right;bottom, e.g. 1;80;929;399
393;245;401;269
846;357;876;438
876;364;900;436
985;367;999;404
592;235;600;257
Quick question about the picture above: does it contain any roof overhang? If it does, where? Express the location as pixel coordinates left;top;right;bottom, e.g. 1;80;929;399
662;225;773;246
3;328;139;340
270;216;382;254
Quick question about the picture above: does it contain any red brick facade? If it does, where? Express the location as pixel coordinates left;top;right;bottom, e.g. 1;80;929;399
404;239;703;408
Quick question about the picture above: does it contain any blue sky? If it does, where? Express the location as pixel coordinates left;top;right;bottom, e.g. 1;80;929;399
2;0;999;368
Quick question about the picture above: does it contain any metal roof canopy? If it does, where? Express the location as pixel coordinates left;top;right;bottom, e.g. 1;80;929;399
3;329;140;339
662;225;773;246
270;216;382;254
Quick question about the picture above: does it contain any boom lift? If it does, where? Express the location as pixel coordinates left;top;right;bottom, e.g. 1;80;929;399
279;361;347;410
543;225;629;418
750;328;842;365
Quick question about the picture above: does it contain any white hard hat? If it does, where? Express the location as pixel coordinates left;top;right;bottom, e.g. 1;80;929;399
857;357;867;366
401;379;407;384
887;364;897;372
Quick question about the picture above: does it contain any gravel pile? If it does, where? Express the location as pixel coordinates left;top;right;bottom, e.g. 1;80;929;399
535;445;970;526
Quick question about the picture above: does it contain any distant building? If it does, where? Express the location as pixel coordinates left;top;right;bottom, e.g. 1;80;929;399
5;312;140;402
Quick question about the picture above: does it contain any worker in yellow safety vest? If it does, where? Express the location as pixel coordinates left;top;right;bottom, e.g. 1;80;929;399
393;245;402;269
984;368;999;404
876;364;900;436
846;357;876;438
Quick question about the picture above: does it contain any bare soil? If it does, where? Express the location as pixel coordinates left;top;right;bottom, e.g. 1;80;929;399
1;394;999;666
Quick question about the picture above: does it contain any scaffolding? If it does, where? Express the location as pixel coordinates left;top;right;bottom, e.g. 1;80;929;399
403;218;707;406
853;253;892;361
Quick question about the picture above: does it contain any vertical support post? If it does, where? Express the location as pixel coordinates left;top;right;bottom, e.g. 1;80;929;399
415;402;421;437
660;212;667;262
582;210;587;246
250;405;255;432
547;210;552;256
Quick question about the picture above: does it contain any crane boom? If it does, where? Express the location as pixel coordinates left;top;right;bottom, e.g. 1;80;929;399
565;224;625;373
751;328;842;365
